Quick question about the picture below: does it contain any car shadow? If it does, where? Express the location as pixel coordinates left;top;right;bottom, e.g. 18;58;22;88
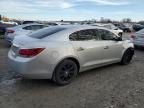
77;63;121;78
12;62;128;89
3;60;134;89
135;47;144;51
20;79;58;87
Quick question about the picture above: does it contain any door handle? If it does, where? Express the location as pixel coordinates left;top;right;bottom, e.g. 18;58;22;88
77;47;85;51
104;46;109;49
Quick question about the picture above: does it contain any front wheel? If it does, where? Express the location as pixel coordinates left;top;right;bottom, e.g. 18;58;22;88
52;59;78;85
121;49;134;65
118;33;123;38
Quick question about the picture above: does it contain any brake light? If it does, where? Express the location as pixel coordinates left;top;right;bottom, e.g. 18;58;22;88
19;48;45;57
7;29;15;33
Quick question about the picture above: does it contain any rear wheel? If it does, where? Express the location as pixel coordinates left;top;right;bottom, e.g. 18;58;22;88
52;59;78;85
121;49;134;65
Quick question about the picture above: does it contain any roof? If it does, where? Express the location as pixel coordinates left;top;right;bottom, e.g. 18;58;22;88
55;25;109;31
39;25;113;41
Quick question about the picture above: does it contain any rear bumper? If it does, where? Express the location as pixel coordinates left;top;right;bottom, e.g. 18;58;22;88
8;50;54;79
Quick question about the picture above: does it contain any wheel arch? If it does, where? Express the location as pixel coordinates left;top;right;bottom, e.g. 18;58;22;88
65;57;80;71
52;56;80;81
122;47;134;59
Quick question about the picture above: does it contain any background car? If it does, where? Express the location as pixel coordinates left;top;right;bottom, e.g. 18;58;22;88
114;23;133;32
22;21;39;24
92;23;123;37
101;24;123;37
0;20;17;37
131;28;144;48
8;25;134;85
4;23;48;43
46;22;59;26
133;24;144;31
0;20;18;25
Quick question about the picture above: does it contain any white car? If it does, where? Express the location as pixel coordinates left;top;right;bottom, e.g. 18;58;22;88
4;23;48;43
102;24;123;37
92;23;123;37
0;20;18;25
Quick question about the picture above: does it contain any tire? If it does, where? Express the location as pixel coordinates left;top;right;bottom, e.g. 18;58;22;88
52;59;78;85
118;33;123;37
121;49;134;65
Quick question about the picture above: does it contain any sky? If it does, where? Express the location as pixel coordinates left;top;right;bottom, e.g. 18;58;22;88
0;0;144;21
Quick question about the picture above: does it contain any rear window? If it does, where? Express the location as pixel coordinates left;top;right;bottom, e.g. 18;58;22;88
28;27;66;39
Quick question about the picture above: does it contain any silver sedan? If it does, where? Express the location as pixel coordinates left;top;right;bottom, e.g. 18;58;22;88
131;29;144;48
8;25;134;85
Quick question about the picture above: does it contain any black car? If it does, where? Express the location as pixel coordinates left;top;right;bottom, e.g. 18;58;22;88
133;24;144;31
22;21;39;24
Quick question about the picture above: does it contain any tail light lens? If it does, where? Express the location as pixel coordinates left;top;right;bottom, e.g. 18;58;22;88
7;29;15;33
19;48;45;57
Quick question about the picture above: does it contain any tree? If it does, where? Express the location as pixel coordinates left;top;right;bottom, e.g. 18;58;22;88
2;16;9;21
122;18;132;23
100;17;112;23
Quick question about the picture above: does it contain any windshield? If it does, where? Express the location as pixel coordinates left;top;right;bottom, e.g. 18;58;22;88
28;27;66;39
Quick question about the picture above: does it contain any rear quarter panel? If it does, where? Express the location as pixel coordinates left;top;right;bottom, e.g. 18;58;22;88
33;41;80;73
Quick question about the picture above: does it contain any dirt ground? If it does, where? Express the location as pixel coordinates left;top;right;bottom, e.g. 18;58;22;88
0;34;144;108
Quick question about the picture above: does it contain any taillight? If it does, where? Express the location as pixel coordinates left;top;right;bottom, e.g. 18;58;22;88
19;48;45;57
7;29;15;33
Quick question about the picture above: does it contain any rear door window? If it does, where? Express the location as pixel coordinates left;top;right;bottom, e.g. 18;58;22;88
69;29;100;41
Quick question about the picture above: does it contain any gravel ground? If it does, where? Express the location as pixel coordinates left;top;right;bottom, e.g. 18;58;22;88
0;34;144;108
